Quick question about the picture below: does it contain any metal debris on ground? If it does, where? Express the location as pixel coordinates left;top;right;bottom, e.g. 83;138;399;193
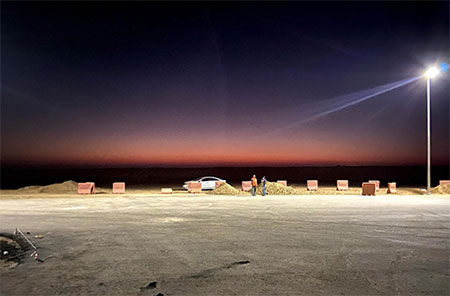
15;228;39;260
31;250;39;259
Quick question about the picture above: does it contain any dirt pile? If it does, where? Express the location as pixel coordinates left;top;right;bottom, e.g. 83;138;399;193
209;183;241;195
17;181;78;194
431;184;450;195
256;181;297;195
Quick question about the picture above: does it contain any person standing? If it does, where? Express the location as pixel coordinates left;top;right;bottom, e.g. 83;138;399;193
251;175;257;196
261;176;267;196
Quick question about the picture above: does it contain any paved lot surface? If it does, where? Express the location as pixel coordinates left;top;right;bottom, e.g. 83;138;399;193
1;195;449;296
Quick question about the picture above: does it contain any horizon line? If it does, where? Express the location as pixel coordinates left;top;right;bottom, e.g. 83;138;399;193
2;164;449;170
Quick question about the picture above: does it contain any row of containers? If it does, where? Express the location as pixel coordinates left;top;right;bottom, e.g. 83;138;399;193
186;180;450;195
78;180;450;195
185;180;392;195
77;182;125;195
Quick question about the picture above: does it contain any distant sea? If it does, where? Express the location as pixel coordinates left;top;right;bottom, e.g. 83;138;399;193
1;166;449;189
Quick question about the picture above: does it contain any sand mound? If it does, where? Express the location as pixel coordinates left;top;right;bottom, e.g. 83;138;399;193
209;183;241;195
256;181;297;195
431;184;450;195
17;181;78;194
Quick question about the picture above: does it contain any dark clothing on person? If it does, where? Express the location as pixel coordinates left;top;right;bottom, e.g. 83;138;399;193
261;177;267;196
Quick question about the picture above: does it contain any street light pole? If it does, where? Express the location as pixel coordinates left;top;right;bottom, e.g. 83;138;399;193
424;66;440;194
426;77;431;195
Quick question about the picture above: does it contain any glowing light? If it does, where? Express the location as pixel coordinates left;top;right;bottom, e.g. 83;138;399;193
261;76;421;135
424;67;439;79
440;62;448;73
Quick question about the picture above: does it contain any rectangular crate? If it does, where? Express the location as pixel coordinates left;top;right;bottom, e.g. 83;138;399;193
387;182;396;194
113;182;125;194
337;180;349;191
188;182;202;193
307;180;318;191
368;180;380;191
161;188;173;194
78;183;93;195
362;183;376;196
242;181;252;191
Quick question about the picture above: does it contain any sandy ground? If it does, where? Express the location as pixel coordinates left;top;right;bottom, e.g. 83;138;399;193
1;194;449;296
0;184;428;199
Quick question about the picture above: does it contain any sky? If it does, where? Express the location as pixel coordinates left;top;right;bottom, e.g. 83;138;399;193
1;2;449;167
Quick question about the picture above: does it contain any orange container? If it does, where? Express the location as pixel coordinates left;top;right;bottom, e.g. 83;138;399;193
362;183;376;196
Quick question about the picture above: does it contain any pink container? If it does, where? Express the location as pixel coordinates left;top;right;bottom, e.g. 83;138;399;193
439;180;450;186
78;183;93;195
113;182;125;194
188;182;201;193
241;181;252;191
368;180;380;191
277;180;287;186
337;180;349;191
387;182;396;194
215;181;226;188
307;180;318;191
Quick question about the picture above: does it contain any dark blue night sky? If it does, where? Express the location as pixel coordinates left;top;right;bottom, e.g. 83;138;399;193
1;2;449;166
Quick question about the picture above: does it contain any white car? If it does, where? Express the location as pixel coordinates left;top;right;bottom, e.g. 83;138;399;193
183;176;226;190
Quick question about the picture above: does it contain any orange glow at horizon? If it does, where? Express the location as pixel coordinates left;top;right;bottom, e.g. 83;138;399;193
2;130;435;167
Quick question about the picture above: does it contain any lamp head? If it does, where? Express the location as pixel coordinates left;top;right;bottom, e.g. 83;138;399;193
425;67;439;79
